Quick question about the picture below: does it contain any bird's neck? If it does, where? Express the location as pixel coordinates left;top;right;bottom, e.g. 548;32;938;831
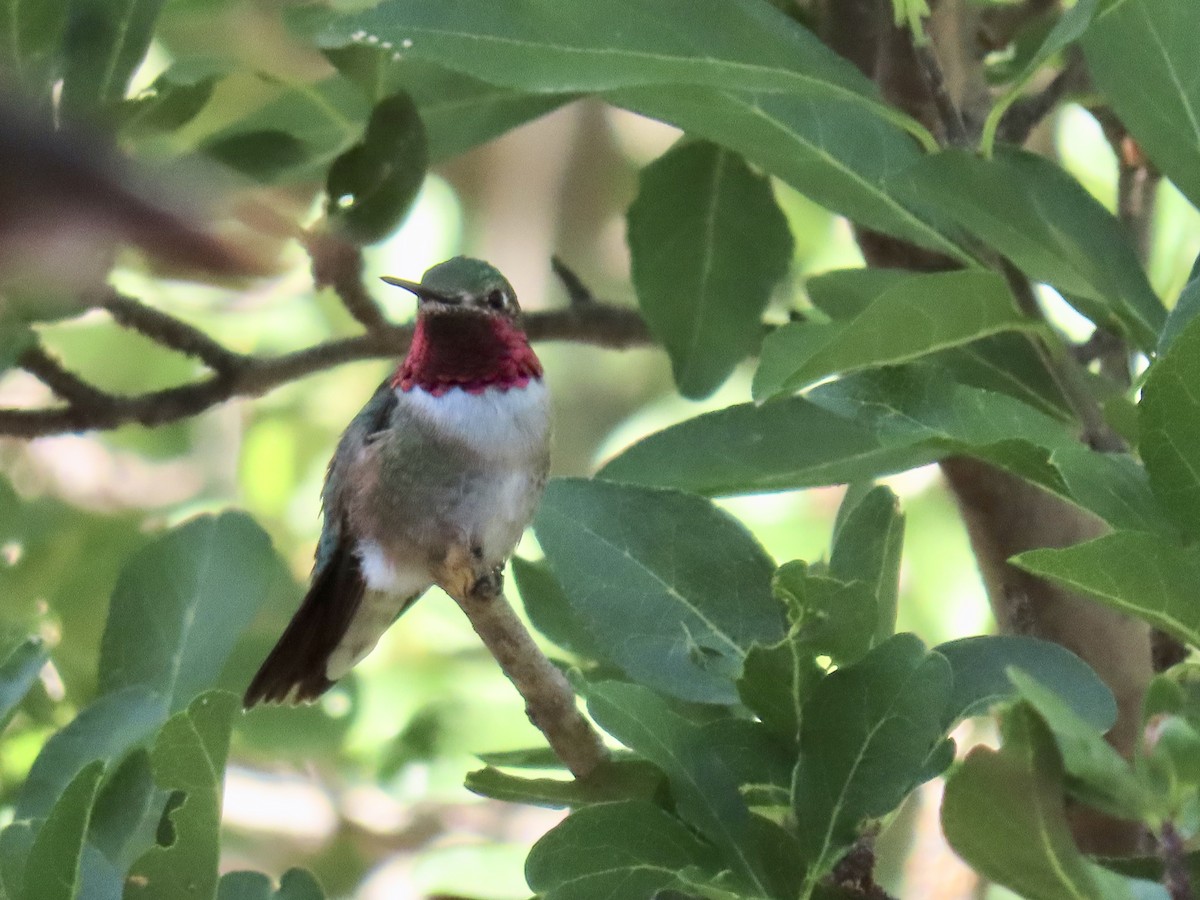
393;314;542;396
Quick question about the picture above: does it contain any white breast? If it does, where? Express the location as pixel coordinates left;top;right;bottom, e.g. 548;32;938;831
398;378;551;461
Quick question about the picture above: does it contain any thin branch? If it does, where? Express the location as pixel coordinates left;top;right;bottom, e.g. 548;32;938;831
18;345;120;409
0;303;651;438
303;231;390;333
914;42;970;147
1160;820;1194;900
550;256;594;305
998;52;1088;146
450;574;608;778
101;291;245;375
999;259;1126;452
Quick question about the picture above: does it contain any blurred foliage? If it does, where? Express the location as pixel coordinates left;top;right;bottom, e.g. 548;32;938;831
0;0;1199;899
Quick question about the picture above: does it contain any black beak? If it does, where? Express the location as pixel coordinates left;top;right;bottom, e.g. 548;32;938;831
380;275;460;305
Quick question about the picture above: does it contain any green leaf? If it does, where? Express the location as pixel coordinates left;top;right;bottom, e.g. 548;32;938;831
321;0;886;111
754;270;1030;399
792;634;951;885
736;636;823;746
608;86;966;260
601;365;1077;497
891;147;1165;349
125;691;238;900
465;759;664;809
805;269;1068;417
1014;532;1200;650
0;636;47;731
118;67;218;139
1009;670;1148;820
942;704;1129;900
323;49;571;164
1140;315;1200;541
326;91;428;244
22;761;105;900
511;557;602;660
59;0;167;118
586;682;769;894
830;485;903;644
0;0;68;100
17;686;165;820
525;801;720;900
200;76;370;183
98;511;282;713
1049;445;1178;536
981;0;1099;153
628;141;792;398
217;869;325;900
936;635;1116;731
773;563;877;666
533;479;783;704
1083;0;1200;210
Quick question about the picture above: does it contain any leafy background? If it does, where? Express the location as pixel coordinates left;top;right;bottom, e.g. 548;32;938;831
2;0;1200;898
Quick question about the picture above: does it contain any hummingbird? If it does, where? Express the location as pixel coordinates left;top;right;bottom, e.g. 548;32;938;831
244;257;550;706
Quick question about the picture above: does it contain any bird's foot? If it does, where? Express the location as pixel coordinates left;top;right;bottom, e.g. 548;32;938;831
471;565;504;600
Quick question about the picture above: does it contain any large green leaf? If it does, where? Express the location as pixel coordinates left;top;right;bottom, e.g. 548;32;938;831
792;634;952;887
98;511;282;713
586;682;771;894
126;691;238;900
608;86;966;260
511;556;602;660
891;148;1166;349
321;0;884;108
533;479;783;704
525;801;720;900
1049;445;1178;537
936;635;1116;731
59;0;167;117
0;637;47;731
736;635;823;747
805;268;1068;417
601;365;1077;497
87;748;157;869
754;270;1030;399
1084;0;1200;210
942;704;1145;900
17;686;165;820
628;141;793;399
1140;315;1200;541
1014;532;1200;649
22;761;105;900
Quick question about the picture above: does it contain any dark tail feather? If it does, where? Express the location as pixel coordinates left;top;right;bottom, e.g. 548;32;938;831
244;539;365;707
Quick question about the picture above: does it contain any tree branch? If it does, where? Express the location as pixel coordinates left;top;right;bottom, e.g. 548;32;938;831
0;299;651;438
303;231;390;333
449;574;608;779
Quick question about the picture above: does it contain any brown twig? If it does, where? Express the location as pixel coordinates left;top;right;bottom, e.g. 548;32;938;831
914;42;970;147
303;231;390;333
998;52;1088;146
100;291;245;375
450;576;608;779
550;256;594;305
1160;820;1194;900
1;301;651;438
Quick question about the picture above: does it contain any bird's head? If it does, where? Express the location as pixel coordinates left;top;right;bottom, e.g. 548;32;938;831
381;256;520;321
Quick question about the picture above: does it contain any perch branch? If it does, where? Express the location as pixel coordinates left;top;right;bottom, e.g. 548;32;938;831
1;293;651;438
449;575;608;779
303;231;390;333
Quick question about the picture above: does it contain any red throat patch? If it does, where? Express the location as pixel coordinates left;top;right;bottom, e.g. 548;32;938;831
392;314;543;396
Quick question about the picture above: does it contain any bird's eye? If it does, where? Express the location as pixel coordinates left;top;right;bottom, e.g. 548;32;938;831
486;290;506;311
